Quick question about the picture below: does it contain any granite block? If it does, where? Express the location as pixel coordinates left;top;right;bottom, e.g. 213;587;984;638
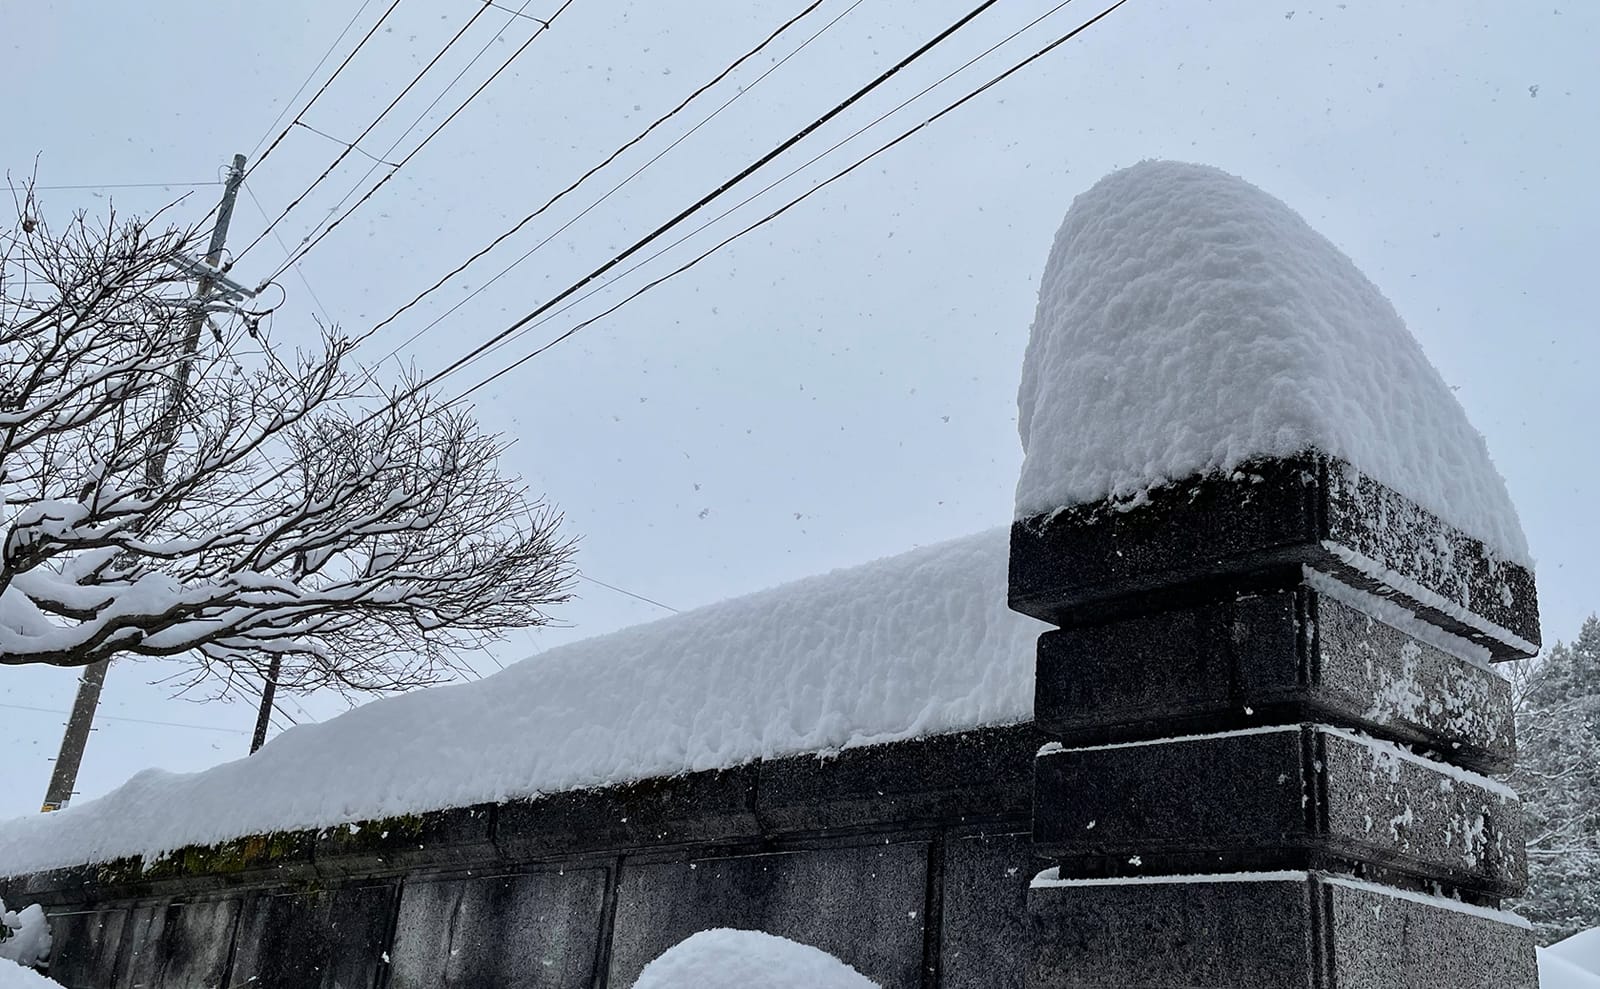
1034;724;1524;896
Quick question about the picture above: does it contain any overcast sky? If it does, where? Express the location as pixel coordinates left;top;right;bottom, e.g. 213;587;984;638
1;0;1594;819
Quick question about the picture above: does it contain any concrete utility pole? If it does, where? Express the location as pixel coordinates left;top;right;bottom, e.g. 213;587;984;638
249;657;282;755
41;154;249;813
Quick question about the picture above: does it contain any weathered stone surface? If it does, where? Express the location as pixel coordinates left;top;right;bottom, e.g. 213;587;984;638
940;831;1033;989
1009;454;1539;659
495;765;760;860
313;804;495;878
387;867;607;988
1324;879;1538;987
756;726;1040;834
47;905;128;989
1035;586;1515;771
227;882;398;989
1034;725;1524;896
116;898;240;989
607;842;930;989
1029;873;1537;989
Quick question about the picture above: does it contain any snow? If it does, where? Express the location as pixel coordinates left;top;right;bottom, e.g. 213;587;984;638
1549;928;1600;980
1321;541;1538;656
0;964;59;989
0;901;50;968
0;528;1045;876
1542;939;1600;989
1030;867;1530;928
1014;160;1530;566
632;929;879;989
1300;565;1492;669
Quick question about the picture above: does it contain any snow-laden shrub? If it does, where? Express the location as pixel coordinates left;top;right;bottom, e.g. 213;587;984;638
0;900;50;969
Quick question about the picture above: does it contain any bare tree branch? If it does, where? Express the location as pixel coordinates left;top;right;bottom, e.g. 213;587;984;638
1;183;576;700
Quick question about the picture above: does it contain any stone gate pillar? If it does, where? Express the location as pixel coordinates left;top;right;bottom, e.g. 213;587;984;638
1009;162;1542;989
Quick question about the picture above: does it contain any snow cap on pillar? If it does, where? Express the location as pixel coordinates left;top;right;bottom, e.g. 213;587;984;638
1013;159;1530;566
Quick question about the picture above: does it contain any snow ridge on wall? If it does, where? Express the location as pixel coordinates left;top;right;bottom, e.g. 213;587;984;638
0;529;1043;876
1014;160;1530;566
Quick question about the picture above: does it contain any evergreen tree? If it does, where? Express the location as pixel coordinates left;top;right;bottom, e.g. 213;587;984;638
1507;616;1600;943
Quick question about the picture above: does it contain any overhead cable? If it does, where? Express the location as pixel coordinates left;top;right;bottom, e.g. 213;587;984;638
442;0;1132;406
233;0;501;263
256;0;576;288
249;0;384;160
246;0;408;182
365;0;857;365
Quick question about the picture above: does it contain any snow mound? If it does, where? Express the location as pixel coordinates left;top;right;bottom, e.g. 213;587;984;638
1541;950;1600;989
0;529;1043;876
1549;928;1600;979
0;964;59;989
633;929;879;989
1015;160;1529;565
0;901;49;969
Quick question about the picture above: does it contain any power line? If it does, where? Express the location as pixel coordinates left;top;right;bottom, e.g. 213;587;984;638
194;0;1122;520
241;178;335;326
177;0;1013;515
485;1;550;23
443;0;1131;406
374;0;1006;407
26;180;223;191
0;701;249;736
291;121;402;166
449;0;1103;383
234;0;501;263
246;0;407;182
578;574;680;614
364;0;853;363
257;0;576;287
249;0;384;159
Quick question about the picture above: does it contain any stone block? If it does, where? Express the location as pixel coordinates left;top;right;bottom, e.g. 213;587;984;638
227;881;398;989
1028;871;1537;989
313;804;495;878
755;725;1039;834
1034;725;1524;896
46;905;128;989
387;867;607;988
1009;454;1539;660
940;831;1035;989
607;842;930;989
1035;586;1515;771
103;897;239;989
494;765;760;860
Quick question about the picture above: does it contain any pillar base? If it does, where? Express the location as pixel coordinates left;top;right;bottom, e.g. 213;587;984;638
1027;870;1537;989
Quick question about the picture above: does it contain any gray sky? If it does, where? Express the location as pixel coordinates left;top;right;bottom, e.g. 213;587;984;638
1;0;1594;818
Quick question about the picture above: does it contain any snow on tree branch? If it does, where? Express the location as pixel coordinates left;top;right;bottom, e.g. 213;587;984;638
1;182;576;699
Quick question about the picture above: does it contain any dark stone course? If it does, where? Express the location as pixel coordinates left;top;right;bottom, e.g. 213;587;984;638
227;881;399;989
1324;879;1538;988
46;905;128;989
1035;586;1516;771
756;726;1041;834
104;897;240;989
494;765;761;861
1028;873;1537;989
939;831;1034;989
386;867;608;988
313;804;496;878
607;841;931;989
1009;453;1539;660
1034;724;1525;897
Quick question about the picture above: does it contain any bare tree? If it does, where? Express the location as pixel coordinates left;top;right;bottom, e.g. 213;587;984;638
1;183;575;702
